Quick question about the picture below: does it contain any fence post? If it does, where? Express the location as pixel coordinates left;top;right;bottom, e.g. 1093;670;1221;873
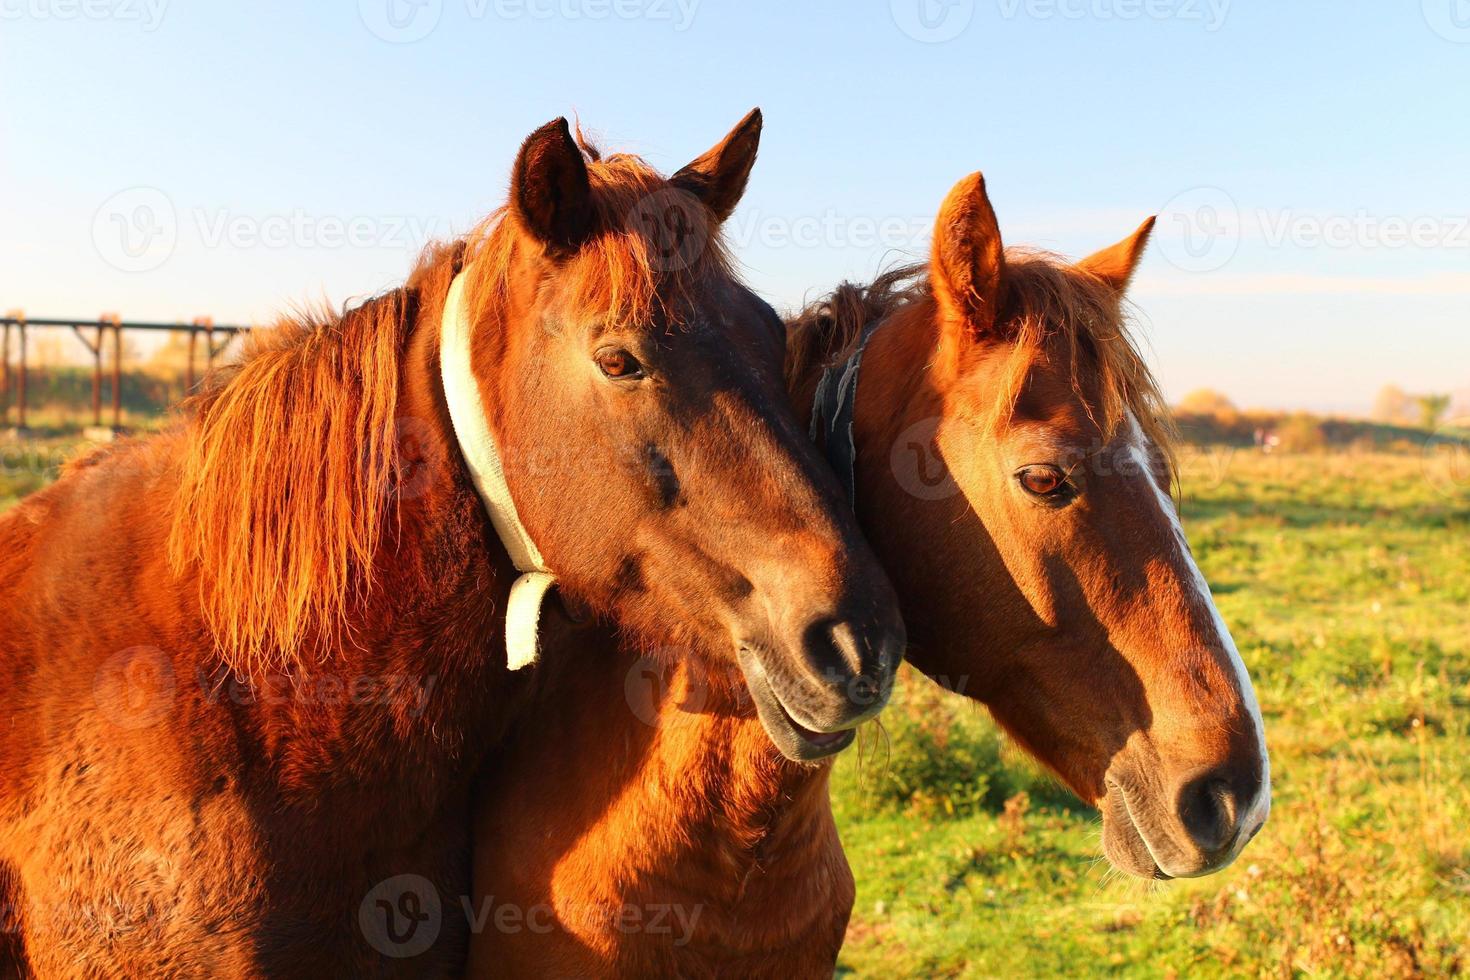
203;317;216;374
76;320;106;427
16;312;27;431
108;314;123;430
1;314;11;427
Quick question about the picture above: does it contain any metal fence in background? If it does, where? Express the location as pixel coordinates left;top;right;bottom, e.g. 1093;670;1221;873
0;312;251;430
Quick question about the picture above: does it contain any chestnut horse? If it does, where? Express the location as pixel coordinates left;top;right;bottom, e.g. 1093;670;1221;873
464;171;1270;976
0;112;903;976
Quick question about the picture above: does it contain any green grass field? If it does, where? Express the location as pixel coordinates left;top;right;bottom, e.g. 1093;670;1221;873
3;437;1465;976
832;451;1470;978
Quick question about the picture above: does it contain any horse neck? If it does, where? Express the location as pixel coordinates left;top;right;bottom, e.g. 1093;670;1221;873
592;647;830;865
246;272;522;800
835;299;1001;687
484;638;841;930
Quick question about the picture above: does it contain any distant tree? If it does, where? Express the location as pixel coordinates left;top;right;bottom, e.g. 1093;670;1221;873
145;331;194;374
1418;393;1451;431
31;335;70;369
1178;388;1238;417
1276;413;1326;452
1372;385;1414;425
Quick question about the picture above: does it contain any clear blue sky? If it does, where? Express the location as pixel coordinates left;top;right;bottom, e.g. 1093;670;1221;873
3;1;1467;412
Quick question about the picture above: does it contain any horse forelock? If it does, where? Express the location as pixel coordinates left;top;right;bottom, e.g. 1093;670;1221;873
464;147;736;333
992;250;1178;488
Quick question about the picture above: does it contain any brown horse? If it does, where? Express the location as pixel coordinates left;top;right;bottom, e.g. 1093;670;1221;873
465;171;1269;976
0;112;903;976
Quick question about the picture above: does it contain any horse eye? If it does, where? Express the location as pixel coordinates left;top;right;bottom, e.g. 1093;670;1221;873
1017;465;1069;498
595;348;643;380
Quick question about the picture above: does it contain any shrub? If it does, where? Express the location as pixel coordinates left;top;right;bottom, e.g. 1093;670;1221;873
1276;413;1327;452
846;669;1078;819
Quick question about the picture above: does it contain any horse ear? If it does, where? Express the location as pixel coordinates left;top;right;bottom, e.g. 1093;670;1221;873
930;171;1006;337
1077;216;1156;293
510;117;594;257
670;107;762;222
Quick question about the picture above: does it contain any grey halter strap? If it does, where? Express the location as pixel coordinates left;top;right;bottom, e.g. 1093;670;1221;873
808;318;884;508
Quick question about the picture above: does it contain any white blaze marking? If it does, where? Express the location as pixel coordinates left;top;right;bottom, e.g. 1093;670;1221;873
1124;415;1271;848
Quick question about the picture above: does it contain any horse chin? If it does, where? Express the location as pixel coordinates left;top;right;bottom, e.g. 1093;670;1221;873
1100;782;1172;880
735;648;856;763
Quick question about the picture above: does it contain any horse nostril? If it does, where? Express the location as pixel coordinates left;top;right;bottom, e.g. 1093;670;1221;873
1178;774;1240;855
786;617;902;725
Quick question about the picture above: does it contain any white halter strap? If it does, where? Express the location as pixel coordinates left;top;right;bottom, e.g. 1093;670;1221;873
438;265;556;670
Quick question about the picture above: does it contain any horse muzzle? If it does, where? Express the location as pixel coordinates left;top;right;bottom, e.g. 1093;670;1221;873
1101;752;1270;879
735;614;904;763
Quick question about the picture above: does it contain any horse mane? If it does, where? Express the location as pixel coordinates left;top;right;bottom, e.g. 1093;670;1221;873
784;263;927;387
168;141;736;677
786;250;1177;481
167;287;418;676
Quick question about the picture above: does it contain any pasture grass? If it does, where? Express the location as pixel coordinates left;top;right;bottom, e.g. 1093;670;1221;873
3;437;1465;976
0;417;168;510
0;433;77;510
833;451;1470;978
